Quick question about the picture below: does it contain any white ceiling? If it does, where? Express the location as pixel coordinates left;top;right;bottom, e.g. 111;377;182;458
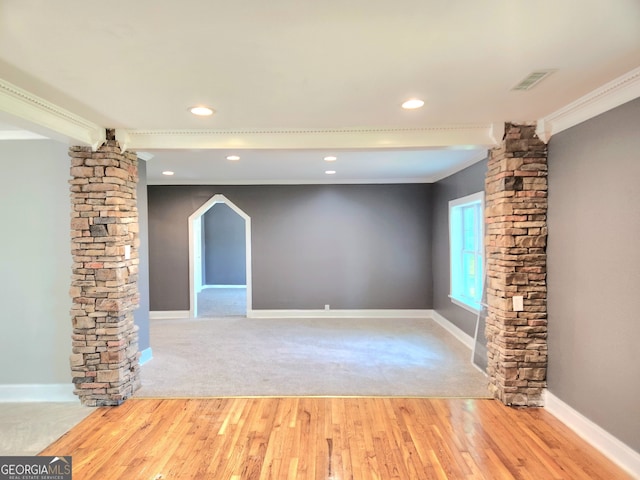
0;0;638;183
148;147;487;185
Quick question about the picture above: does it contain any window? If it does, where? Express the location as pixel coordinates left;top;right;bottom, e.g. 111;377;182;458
449;192;484;312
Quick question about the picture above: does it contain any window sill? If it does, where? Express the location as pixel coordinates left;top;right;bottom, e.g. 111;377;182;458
449;295;481;315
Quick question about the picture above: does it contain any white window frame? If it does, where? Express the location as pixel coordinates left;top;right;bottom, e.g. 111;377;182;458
448;191;484;314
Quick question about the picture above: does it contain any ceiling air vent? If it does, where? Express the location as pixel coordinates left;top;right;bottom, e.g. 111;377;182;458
512;69;556;91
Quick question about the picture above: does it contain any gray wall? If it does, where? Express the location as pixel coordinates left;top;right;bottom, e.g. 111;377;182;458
0;140;72;384
135;159;150;352
148;184;433;310
204;203;246;285
432;160;488;337
547;97;640;453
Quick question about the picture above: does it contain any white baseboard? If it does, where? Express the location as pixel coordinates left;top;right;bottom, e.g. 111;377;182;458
139;347;153;365
429;310;475;350
544;390;640;478
0;384;76;402
203;284;247;289
248;309;432;319
150;310;189;320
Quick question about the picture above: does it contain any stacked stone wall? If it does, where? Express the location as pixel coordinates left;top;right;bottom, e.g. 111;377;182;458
485;123;548;407
68;130;141;406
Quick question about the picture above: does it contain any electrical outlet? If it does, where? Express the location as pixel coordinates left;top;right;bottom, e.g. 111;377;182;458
513;295;524;312
324;304;330;310
124;245;131;260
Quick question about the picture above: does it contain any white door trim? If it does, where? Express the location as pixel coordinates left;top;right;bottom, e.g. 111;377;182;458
188;194;252;317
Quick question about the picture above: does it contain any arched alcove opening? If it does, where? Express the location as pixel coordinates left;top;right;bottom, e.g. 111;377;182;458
188;194;252;317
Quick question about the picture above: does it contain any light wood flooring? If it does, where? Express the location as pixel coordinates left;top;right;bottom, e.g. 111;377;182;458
41;397;631;479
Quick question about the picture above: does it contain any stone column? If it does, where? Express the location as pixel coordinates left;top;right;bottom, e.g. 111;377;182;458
485;123;548;407
68;129;141;406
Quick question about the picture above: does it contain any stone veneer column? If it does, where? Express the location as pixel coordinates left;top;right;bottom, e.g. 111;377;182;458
485;123;548;407
68;129;141;406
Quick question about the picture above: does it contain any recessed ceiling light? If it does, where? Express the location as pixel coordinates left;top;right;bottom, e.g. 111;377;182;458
226;155;240;161
189;106;215;116
162;171;174;176
325;170;336;175
401;98;425;110
324;156;337;162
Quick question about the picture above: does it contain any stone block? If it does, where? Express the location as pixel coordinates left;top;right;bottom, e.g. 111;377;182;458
514;235;547;248
504;393;528;406
523;177;548;190
74;346;97;354
105;166;130;180
487;295;511;311
83;183;113;192
73;316;96;329
69;354;84;367
505;138;529;153
101;350;125;364
96;298;123;312
97;369;121;383
512;221;545;229
107;224;129;236
85;158;119;167
519;368;546;381
486;203;514;217
70;218;89;230
493;235;515;247
89;224;108;237
70;166;94;177
505;272;528;285
95;268;125;282
513;170;539;177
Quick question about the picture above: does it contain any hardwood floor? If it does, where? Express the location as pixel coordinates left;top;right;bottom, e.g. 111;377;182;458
41;397;631;479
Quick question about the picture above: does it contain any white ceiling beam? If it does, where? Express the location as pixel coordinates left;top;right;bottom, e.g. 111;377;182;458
114;123;502;151
0;78;105;150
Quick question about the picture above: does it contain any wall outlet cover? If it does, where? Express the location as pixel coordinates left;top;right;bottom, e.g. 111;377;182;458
513;295;524;311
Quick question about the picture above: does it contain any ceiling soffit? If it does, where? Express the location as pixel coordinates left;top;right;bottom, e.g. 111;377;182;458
114;124;504;153
0;68;638;151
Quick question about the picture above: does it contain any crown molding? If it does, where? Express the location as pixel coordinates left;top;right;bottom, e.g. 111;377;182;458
0;78;105;149
537;66;640;143
115;123;502;152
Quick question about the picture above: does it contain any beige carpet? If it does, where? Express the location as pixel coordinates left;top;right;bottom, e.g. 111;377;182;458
0;403;91;455
197;287;246;317
138;316;490;398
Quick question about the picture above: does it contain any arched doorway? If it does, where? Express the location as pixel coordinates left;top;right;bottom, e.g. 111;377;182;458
188;194;252;317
